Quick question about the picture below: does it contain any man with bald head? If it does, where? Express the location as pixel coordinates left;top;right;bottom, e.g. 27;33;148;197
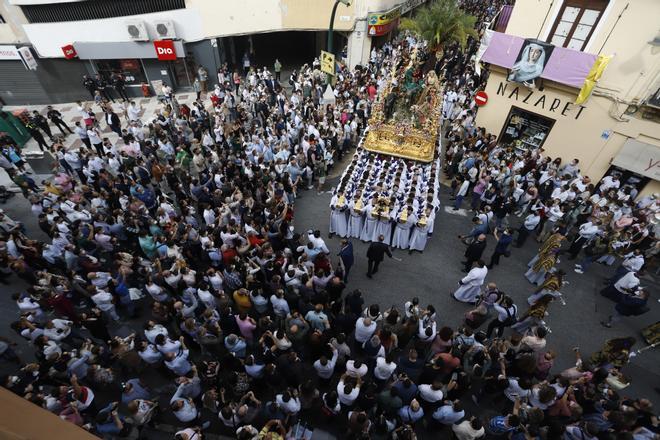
463;233;487;272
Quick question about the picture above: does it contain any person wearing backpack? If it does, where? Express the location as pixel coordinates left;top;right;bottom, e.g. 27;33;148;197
486;295;517;338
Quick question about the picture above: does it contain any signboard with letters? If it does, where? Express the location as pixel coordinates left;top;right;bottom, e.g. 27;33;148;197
320;50;335;76
612;139;660;180
0;45;21;60
367;7;400;36
153;40;177;61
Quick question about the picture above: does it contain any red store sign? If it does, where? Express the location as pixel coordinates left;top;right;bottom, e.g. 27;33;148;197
153;40;176;61
61;44;77;59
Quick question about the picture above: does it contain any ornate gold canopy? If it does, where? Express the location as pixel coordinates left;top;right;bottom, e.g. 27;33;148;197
363;61;441;163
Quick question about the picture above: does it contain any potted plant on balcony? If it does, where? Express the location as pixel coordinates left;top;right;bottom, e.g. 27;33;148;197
400;0;478;73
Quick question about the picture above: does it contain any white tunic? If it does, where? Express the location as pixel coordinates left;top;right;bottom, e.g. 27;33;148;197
361;206;378;242
348;203;364;239
392;213;416;249
329;195;349;237
409;213;434;251
453;266;488;303
374;216;392;244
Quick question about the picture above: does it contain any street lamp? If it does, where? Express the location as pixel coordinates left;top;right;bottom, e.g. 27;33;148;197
327;0;352;55
324;0;352;104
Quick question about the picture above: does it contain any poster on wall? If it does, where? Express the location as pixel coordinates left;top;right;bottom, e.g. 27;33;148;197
507;39;554;88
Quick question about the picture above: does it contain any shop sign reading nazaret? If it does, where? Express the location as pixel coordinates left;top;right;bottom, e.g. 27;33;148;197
496;81;587;120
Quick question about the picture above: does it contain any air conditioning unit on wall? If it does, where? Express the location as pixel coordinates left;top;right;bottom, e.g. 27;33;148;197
125;20;149;41
154;20;176;39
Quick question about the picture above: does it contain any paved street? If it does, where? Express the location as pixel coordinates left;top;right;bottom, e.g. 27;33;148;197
292;175;660;406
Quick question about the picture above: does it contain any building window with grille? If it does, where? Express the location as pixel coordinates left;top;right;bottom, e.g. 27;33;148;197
547;0;609;51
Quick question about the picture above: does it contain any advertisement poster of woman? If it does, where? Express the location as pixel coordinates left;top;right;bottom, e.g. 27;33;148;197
508;39;555;88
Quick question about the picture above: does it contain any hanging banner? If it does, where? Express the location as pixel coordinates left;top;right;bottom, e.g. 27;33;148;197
507;39;554;88
18;47;38;70
575;54;612;105
367;7;400;36
320;50;335;75
481;32;598;89
474;29;493;76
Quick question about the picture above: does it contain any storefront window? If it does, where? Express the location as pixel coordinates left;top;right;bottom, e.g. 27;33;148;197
95;59;147;85
168;58;193;88
499;106;555;150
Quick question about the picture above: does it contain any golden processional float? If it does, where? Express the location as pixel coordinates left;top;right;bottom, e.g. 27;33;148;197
334;49;443;230
363;47;442;163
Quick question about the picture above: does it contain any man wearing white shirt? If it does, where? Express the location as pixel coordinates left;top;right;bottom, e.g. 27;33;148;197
354;317;377;345
87;127;104;156
91;288;119;321
155;334;182;355
374;354;397;382
345;359;369;378
599;174;620;194
453;177;470;210
127;101;142;122
43;319;73;342
314;346;338;380
567;220;601;259
613;271;640;294
538;201;564;242
337;375;361;406
165;345;191;376
516;212;540;247
620;250;645;274
433;400;466;424
275;390;301;415
417;315;437;343
418;381;444;404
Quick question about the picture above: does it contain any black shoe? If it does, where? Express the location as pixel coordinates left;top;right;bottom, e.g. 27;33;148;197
600;321;612;328
366;273;372;279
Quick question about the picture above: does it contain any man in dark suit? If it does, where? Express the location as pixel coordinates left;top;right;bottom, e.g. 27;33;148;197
366;234;392;279
105;110;122;137
338;239;354;283
463;233;487;272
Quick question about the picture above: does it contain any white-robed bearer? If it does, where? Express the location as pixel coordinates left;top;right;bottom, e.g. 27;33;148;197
360;200;378;242
373;206;393;245
392;206;416;249
329;190;349;238
409;206;434;254
452;260;488;304
348;193;365;239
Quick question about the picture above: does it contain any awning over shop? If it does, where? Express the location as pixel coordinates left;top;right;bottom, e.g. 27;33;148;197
480;32;597;89
73;40;185;60
612;139;660;181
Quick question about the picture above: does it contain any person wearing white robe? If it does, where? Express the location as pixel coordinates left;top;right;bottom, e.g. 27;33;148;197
374;210;393;244
409;209;434;253
348;197;365;239
361;203;378;242
452;261;488;303
392;208;416;249
329;192;349;238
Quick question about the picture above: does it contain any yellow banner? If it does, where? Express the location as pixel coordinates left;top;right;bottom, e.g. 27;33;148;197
320;50;335;76
575;54;612;105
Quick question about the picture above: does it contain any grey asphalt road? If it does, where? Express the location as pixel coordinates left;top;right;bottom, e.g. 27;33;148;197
292;175;660;406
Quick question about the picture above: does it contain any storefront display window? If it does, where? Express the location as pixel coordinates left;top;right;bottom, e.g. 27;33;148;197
499;106;555;150
95;59;147;84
